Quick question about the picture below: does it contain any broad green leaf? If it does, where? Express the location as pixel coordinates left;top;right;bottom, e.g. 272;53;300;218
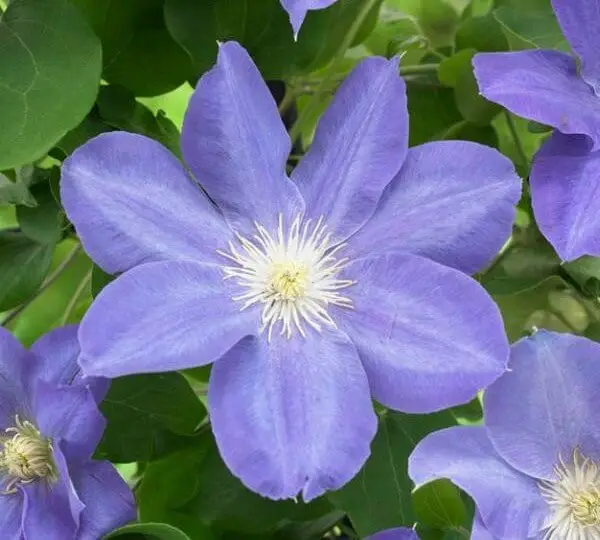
365;11;426;65
17;177;64;244
413;479;467;529
329;410;457;537
73;0;193;96
0;0;101;169
0;231;53;311
455;12;507;52
105;522;192;540
0;172;36;207
96;373;207;462
494;0;568;51
418;0;461;48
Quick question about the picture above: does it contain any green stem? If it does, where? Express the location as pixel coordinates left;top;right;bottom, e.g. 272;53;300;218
504;111;528;166
400;62;439;76
1;243;81;327
289;0;380;142
60;269;92;325
278;86;296;116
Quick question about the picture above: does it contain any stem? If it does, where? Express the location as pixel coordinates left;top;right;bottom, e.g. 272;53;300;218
1;243;81;327
289;0;380;142
399;62;439;76
60;269;92;325
504;111;528;166
278;87;296;116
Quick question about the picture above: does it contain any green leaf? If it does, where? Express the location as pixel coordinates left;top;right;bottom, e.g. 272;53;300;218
329;410;457;537
0;231;53;311
96;373;207;462
0;172;36;207
418;0;461;48
0;0;102;169
17;176;64;244
412;479;467;529
455;12;507;52
97;85;181;157
105;522;192;540
494;0;568;51
73;0;193;96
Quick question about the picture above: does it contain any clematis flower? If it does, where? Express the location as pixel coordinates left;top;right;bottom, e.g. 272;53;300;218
410;330;600;540
61;41;520;501
473;0;600;261
280;0;337;36
367;527;418;539
0;326;135;540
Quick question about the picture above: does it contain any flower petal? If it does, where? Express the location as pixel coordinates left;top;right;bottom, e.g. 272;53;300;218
409;426;548;539
292;56;408;242
367;528;418;540
473;50;600;149
348;141;521;274
61;132;231;274
551;0;600;93
71;461;136;540
337;252;508;413
279;0;337;36
530;132;600;260
485;330;600;481
181;41;303;234
78;261;257;378
22;445;83;540
471;514;497;540
30;326;108;402
33;382;105;464
0;490;22;540
0;327;31;428
208;329;377;501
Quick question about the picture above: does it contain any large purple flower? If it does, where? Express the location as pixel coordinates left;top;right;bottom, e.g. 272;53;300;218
61;41;519;500
0;326;135;540
410;330;600;539
473;0;600;261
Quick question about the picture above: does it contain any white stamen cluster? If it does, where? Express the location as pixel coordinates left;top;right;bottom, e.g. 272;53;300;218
0;416;55;494
540;450;600;539
219;214;355;340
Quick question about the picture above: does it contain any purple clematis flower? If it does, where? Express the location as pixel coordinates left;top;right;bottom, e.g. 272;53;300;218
367;527;418;540
410;330;600;540
61;41;519;501
0;326;135;540
280;0;337;36
473;0;600;261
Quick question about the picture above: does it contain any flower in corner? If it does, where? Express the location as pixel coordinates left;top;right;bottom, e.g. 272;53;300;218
0;326;135;540
473;0;600;261
279;0;338;36
409;330;600;540
61;41;520;501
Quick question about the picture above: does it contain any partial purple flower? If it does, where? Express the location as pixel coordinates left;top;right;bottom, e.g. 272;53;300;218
367;527;419;540
473;0;600;260
280;0;337;36
410;330;600;539
0;326;135;540
61;41;519;500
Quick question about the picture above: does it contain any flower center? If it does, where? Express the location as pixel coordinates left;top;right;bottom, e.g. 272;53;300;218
219;214;354;340
0;416;55;494
540;450;600;538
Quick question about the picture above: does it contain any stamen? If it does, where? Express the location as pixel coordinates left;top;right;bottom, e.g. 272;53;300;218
540;449;600;539
0;416;55;495
219;214;354;340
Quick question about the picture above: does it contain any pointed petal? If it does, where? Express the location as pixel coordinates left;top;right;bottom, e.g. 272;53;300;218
71;461;136;540
279;0;337;36
293;56;408;242
474;50;600;149
0;489;22;540
348;141;521;274
409;426;548;539
485;330;600;481
61;132;231;274
337;252;508;413
209;330;377;501
367;528;419;540
0;327;32;428
530;132;600;260
78;261;257;378
181;41;303;234
551;0;600;92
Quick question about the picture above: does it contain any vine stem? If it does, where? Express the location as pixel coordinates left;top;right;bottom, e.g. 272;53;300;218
288;0;381;142
504;110;528;166
1;243;81;327
60;269;92;325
